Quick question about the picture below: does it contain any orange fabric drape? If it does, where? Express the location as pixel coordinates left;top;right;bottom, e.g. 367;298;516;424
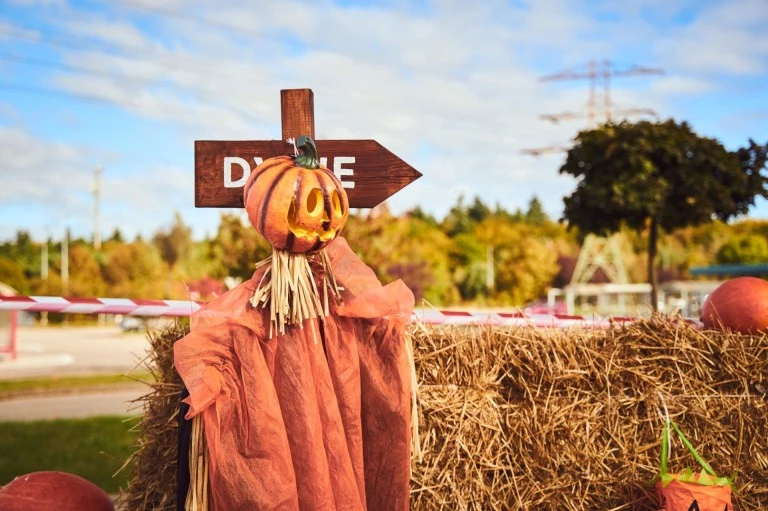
174;237;414;510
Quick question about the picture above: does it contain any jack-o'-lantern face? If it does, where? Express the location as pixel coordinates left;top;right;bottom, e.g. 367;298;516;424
244;136;349;253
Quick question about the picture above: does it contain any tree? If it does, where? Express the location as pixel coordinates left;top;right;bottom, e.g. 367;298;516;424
153;212;192;268
108;228;124;243
524;196;549;225
102;242;166;298
67;245;105;296
209;213;272;281
473;218;558;305
0;256;29;294
716;234;768;265
560;119;768;309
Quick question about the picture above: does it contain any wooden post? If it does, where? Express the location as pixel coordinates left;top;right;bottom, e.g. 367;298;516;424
281;89;315;141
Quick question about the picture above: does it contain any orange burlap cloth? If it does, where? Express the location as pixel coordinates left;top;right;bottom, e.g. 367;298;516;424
174;237;414;510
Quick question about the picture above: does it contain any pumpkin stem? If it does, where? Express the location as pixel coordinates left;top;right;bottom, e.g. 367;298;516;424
293;135;320;169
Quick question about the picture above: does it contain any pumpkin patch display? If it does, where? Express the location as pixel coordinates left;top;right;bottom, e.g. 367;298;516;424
701;276;768;334
174;135;415;511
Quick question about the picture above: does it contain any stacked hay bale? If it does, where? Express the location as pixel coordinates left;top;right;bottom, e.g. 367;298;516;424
120;318;768;510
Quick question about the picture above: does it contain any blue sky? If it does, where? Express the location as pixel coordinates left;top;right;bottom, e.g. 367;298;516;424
1;0;767;243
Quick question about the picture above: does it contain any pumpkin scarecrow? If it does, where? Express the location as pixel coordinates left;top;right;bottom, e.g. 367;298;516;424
174;136;415;510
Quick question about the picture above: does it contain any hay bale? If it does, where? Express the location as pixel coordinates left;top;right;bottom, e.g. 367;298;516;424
120;318;768;510
118;321;189;511
410;318;768;510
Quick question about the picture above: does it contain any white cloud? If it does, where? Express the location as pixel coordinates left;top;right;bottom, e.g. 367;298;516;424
0;127;89;205
652;0;768;76
648;76;715;96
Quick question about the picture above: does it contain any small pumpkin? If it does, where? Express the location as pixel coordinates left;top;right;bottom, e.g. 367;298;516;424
244;136;349;253
701;276;768;334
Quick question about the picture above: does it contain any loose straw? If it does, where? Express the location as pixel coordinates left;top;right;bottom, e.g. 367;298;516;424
186;415;209;511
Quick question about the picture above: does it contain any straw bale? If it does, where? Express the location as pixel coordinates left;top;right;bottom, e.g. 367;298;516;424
410;318;768;510
121;317;768;510
118;320;190;511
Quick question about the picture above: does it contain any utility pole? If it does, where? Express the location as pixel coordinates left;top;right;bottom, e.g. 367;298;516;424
93;165;102;251
41;239;48;280
62;227;69;296
485;245;495;293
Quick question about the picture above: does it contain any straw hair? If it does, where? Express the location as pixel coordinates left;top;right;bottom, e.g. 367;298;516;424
250;248;341;339
120;317;768;510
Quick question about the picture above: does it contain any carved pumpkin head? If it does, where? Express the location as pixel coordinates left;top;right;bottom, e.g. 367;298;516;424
244;136;349;253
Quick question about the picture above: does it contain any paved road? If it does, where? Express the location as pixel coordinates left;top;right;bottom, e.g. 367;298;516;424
0;326;156;379
0;326;161;421
0;388;146;421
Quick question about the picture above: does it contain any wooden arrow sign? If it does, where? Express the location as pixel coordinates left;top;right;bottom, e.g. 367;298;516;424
195;139;422;209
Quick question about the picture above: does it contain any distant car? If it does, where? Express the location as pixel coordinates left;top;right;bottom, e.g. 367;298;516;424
120;316;144;332
523;300;568;315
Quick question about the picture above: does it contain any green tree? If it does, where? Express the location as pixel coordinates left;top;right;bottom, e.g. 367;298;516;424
68;245;105;296
345;210;458;304
449;233;488;301
102;242;166;298
560;120;768;309
108;228;124;243
0;231;39;279
467;196;491;224
716;234;768;265
153;212;192;268
407;207;439;227
474;218;558;305
0;256;29;294
209;213;272;281
441;194;473;237
524;196;549;225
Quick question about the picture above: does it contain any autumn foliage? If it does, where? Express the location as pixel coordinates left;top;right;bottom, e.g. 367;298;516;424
1;196;767;310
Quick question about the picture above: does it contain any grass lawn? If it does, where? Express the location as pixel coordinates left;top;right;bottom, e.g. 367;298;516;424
0;416;138;493
0;372;153;399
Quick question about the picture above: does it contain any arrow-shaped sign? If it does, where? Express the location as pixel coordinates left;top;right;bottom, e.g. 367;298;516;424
195;139;422;209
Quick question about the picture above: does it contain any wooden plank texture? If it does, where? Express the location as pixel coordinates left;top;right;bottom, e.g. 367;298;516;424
281;89;315;140
195;139;422;208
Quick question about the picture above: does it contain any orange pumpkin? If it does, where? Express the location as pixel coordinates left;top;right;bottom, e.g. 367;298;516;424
701;276;768;334
243;136;349;253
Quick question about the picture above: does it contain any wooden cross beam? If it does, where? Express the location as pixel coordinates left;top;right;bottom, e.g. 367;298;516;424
195;89;422;209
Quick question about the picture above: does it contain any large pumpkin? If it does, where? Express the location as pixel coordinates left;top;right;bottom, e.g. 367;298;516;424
244;136;349;253
700;276;768;334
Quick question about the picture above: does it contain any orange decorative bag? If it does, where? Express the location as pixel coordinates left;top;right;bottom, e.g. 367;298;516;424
654;420;733;511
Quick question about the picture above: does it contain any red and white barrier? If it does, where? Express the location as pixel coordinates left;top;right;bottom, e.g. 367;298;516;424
411;309;638;328
0;296;200;317
0;295;705;329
